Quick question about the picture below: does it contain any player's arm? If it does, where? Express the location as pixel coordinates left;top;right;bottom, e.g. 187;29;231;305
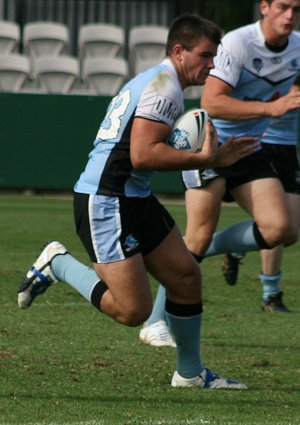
130;117;258;171
130;117;217;171
201;75;300;120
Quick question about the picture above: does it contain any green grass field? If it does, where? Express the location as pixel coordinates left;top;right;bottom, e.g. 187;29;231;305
1;194;299;425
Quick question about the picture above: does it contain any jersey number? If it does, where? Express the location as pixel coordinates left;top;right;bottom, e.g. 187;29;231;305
96;90;131;140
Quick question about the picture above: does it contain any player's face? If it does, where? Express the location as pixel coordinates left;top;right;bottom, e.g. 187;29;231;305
261;0;300;41
179;38;217;87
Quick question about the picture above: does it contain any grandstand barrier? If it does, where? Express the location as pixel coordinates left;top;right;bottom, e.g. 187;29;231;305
1;93;199;194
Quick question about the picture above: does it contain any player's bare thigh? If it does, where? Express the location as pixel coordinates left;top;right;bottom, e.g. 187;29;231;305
144;225;202;304
184;178;226;255
286;192;300;237
231;178;292;247
93;255;153;326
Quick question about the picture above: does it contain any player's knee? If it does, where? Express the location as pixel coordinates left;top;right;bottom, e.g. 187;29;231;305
264;220;295;247
279;221;297;245
169;265;202;301
185;232;212;256
283;226;299;247
120;304;152;327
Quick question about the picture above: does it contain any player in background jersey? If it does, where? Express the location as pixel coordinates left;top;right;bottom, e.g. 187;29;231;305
139;0;300;347
223;77;300;312
16;14;260;390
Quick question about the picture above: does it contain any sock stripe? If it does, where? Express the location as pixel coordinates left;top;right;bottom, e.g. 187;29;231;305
90;280;108;311
190;251;203;263
165;299;203;317
253;222;270;249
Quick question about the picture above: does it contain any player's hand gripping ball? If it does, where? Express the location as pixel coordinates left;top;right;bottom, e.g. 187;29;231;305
168;108;209;153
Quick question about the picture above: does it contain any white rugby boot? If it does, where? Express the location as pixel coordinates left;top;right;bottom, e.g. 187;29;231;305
17;241;68;309
171;368;248;389
139;320;176;347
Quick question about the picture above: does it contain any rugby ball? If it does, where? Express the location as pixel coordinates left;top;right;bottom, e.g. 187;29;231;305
167;108;208;153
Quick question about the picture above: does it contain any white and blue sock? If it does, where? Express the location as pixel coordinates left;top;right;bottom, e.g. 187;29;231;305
259;271;282;302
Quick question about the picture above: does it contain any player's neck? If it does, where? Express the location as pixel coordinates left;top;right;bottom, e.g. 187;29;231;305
170;56;188;89
260;20;289;50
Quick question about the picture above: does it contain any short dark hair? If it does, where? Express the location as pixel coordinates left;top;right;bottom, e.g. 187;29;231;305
166;13;222;55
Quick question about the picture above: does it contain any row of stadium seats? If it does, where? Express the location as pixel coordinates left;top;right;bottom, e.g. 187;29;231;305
0;53;131;95
0;20;168;62
0;20;186;96
0;51;203;97
0;20;203;97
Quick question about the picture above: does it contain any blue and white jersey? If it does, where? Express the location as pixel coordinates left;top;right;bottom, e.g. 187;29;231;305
210;21;300;143
261;110;298;145
74;58;184;197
